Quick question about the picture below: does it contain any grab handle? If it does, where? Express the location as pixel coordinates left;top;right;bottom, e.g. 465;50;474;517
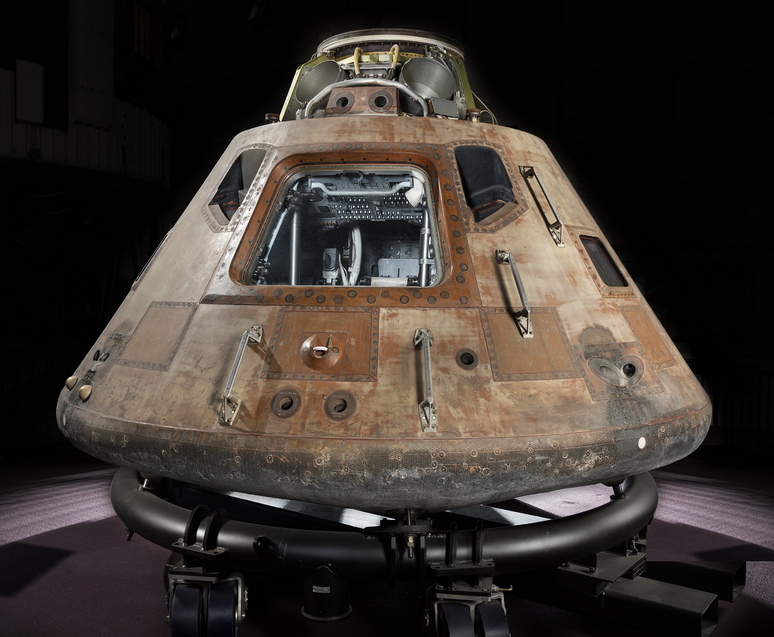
519;166;565;247
414;328;439;433
496;250;533;338
220;326;263;426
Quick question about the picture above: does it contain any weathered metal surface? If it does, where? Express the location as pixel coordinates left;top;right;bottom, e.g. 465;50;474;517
621;305;676;369
117;302;197;371
481;308;579;381
57;87;710;513
262;307;378;381
327;86;399;117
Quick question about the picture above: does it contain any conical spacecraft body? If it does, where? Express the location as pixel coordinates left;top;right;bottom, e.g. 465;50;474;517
57;30;710;513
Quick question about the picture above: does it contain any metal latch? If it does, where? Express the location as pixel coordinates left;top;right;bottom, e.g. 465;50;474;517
520;165;565;247
220;325;263;426
414;328;438;433
495;250;533;338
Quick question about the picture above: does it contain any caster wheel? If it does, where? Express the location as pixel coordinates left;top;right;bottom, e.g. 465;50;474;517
438;603;474;637
208;581;238;637
169;584;203;637
475;601;510;637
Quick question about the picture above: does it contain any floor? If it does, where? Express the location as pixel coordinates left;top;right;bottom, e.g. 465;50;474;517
1;447;772;637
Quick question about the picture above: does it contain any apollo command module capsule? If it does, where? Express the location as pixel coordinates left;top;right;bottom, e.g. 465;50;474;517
57;29;711;637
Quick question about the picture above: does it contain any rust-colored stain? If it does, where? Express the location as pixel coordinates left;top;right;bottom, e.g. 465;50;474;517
481;307;580;381
327;86;399;117
263;307;379;381
621;306;676;368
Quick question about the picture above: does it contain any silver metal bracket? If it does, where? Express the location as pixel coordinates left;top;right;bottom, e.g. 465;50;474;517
519;165;565;247
220;326;263;426
495;250;533;338
414;328;439;433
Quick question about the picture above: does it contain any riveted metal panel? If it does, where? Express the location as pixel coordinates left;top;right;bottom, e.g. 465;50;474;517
621;306;676;369
118;302;197;371
481;307;581;381
263;306;379;381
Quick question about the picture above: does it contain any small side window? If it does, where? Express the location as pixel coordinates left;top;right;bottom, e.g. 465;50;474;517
209;148;267;221
454;146;514;222
580;236;628;287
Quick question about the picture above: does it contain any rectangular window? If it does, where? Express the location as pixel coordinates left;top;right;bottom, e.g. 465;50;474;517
454;146;514;222
209;148;267;221
244;167;442;287
580;236;628;287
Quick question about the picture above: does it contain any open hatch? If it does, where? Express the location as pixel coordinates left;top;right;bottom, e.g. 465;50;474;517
244;167;443;287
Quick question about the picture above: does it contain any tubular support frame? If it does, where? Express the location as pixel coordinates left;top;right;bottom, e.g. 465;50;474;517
308;177;412;198
290;207;301;285
418;211;432;287
111;468;657;581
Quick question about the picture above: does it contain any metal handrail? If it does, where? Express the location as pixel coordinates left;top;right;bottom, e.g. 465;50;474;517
520;166;565;247
219;326;263;426
414;328;438;432
496;250;533;338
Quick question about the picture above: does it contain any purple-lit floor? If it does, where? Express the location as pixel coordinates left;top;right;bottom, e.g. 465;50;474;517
1;450;772;637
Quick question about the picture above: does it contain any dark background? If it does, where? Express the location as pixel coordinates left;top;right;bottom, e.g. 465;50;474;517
1;0;772;458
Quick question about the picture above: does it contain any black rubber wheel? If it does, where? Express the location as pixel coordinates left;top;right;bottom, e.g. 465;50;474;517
169;584;204;637
208;581;238;637
474;601;510;637
438;603;474;637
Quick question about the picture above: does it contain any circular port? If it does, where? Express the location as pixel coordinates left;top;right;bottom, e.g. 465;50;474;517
368;90;394;113
455;349;479;370
271;389;301;418
617;356;645;386
330;91;355;114
324;391;357;421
